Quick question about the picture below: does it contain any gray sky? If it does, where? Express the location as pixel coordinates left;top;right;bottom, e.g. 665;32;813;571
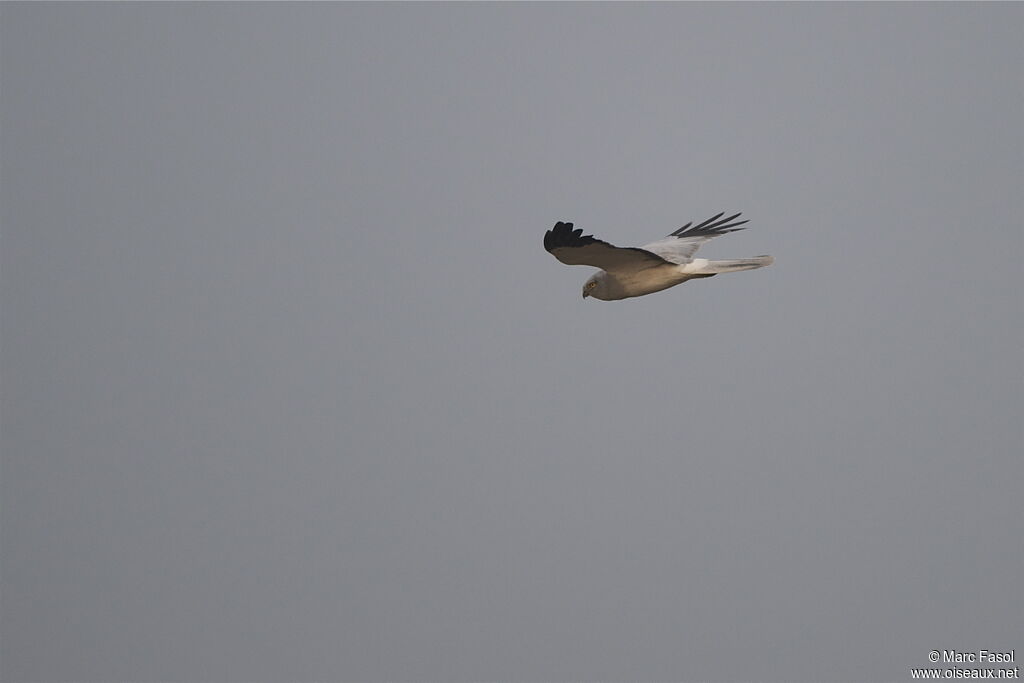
1;3;1020;682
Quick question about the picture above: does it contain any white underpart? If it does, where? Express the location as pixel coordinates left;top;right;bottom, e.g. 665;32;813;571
677;258;711;275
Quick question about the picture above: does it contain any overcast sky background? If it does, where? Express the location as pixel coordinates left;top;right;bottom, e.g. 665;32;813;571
2;4;1021;683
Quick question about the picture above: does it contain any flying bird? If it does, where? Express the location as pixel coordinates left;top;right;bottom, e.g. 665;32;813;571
544;212;773;301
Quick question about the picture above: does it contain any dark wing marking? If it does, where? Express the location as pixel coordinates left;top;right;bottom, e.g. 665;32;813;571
669;212;749;239
641;212;752;263
544;221;672;271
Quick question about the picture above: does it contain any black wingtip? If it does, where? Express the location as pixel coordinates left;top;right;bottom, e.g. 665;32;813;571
545;221;573;252
545;220;603;253
694;212;726;230
671;211;750;237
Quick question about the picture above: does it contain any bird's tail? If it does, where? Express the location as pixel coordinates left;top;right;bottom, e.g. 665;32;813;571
702;255;774;273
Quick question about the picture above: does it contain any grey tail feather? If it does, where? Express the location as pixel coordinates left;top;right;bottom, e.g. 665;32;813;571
702;255;774;273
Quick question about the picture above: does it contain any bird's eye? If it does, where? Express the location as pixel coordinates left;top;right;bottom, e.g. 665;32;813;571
587;282;596;289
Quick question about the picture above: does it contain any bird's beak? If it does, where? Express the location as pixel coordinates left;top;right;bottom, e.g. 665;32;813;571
582;291;589;299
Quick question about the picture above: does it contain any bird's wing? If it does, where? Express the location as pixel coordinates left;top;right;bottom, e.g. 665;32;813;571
641;212;749;264
544;222;671;272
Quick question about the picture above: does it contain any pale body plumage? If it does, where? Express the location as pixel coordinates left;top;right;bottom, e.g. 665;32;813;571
544;212;773;301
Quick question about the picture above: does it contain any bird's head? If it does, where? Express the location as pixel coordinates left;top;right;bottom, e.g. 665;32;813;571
582;272;607;300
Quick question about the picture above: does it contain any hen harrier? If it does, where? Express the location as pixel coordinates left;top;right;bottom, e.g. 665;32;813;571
544;212;773;301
